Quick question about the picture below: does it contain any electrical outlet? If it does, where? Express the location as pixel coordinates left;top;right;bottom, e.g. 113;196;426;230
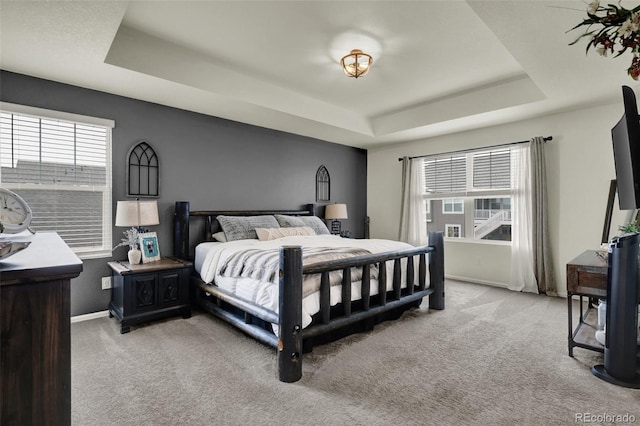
101;276;112;290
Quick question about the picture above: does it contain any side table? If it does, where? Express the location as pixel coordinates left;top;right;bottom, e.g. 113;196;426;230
566;250;607;357
108;257;192;334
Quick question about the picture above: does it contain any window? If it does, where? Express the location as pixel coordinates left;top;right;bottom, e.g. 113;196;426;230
421;146;520;242
442;198;464;214
0;102;114;258
445;224;462;238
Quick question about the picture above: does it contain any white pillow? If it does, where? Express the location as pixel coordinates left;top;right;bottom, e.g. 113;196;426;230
212;231;227;242
255;226;316;241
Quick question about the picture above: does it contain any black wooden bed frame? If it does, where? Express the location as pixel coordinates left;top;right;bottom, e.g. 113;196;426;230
173;201;445;382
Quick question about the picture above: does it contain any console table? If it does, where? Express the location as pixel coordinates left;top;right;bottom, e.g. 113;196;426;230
566;250;607;356
1;232;83;426
567;249;640;362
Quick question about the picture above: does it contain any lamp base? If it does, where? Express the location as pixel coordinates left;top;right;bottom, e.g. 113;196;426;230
330;220;342;235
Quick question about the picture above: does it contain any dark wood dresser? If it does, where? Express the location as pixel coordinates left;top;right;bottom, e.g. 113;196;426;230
0;232;82;426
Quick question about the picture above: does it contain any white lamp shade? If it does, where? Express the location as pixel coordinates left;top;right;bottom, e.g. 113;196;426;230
115;200;159;227
325;203;348;220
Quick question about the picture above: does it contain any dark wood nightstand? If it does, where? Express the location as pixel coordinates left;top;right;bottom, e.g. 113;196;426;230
108;257;192;334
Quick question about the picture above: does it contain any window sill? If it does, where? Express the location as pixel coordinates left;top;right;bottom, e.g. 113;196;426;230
444;238;511;246
75;249;113;260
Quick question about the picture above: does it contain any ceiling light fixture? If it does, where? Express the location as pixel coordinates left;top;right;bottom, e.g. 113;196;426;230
340;49;373;78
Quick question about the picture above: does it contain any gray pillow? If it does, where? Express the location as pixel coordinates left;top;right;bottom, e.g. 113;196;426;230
275;214;306;227
299;216;331;235
217;215;279;241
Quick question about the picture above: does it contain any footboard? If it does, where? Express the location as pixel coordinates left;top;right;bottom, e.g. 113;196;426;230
278;231;444;382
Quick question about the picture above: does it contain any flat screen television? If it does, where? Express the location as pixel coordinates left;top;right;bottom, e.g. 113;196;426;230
612;85;640;210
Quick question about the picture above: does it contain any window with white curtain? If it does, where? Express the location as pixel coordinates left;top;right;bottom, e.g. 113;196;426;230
422;146;520;242
0;102;114;258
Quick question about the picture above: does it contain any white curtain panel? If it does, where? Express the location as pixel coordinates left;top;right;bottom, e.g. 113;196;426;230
510;143;539;294
399;157;427;246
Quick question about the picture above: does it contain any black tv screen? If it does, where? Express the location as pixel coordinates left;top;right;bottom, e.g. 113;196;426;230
612;85;640;210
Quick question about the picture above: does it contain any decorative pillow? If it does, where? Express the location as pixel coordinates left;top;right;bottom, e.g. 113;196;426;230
298;216;331;235
217;215;280;241
255;226;316;241
212;231;227;242
275;214;306;228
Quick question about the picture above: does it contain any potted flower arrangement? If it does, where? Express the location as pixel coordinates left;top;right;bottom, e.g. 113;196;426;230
569;1;640;79
113;227;141;264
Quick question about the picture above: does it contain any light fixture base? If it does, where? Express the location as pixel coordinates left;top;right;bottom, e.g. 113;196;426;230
340;49;373;78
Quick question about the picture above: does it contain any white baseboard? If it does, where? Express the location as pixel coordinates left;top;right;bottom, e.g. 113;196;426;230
446;274;508;289
447;275;568;298
71;310;109;323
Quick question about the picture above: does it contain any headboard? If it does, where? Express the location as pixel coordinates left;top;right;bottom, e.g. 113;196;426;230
173;201;316;260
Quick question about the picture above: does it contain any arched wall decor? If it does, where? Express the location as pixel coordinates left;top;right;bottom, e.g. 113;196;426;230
127;140;159;197
316;165;330;202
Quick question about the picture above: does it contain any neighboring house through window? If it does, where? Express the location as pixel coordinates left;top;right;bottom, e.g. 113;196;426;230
0;102;114;258
445;224;462;238
442;198;464;213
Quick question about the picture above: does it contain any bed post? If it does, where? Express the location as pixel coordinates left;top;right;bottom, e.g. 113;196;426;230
278;246;303;382
305;203;316;216
428;231;445;310
174;201;190;260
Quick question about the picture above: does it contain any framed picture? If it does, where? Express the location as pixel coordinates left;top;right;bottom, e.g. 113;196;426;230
139;232;160;263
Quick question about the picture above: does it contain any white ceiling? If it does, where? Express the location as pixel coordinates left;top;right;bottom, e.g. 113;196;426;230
0;1;637;149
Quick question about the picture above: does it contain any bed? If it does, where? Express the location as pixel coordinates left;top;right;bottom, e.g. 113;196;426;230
173;202;444;382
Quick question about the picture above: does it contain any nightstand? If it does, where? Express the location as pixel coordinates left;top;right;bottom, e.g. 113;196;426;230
108;257;192;334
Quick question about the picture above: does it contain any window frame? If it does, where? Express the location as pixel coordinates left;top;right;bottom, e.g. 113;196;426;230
442;198;464;214
445;224;462;238
0;101;114;259
422;146;519;244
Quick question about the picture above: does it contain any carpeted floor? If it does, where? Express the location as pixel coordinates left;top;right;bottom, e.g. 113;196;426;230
71;280;640;425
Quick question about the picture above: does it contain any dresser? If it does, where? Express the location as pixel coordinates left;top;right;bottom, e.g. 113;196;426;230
0;232;83;426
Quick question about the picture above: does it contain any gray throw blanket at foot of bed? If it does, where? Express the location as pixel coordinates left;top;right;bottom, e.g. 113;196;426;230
219;246;375;297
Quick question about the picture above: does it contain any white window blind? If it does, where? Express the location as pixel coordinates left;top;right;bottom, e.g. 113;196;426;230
423;147;517;197
424;155;466;194
0;104;114;258
472;149;511;189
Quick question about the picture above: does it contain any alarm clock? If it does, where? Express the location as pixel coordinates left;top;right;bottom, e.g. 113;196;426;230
0;188;33;234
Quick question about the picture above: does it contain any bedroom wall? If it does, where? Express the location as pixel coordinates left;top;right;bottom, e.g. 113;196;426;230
368;101;630;296
0;70;367;316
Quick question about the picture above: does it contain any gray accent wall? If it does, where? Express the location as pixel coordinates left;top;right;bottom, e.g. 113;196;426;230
1;71;367;316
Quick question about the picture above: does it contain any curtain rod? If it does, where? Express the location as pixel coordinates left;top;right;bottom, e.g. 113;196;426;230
397;136;553;162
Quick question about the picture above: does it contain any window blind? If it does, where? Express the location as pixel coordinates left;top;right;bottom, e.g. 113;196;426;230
424;155;466;194
423;147;518;196
472;149;511;189
0;107;113;258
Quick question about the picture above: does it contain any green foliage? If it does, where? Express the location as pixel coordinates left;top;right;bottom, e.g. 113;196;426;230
618;221;640;233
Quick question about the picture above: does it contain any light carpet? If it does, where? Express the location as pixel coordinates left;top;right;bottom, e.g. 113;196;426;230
71;280;640;425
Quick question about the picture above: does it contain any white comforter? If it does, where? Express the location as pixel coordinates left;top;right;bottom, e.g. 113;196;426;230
194;235;425;329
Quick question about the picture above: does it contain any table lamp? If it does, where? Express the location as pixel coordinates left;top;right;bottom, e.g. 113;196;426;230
115;200;159;264
325;203;348;235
